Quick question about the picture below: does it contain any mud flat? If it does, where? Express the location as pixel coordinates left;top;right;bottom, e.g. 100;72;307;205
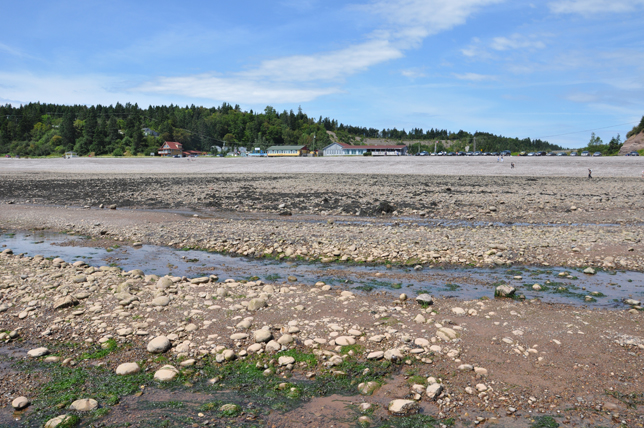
1;156;644;177
0;169;643;427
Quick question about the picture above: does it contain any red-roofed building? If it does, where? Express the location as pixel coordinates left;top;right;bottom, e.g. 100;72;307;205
322;142;407;156
184;150;207;157
158;142;183;157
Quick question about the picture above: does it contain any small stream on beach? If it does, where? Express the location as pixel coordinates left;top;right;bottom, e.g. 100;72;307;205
1;230;643;309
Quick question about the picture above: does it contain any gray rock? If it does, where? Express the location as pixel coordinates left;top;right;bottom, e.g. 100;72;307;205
426;383;443;400
53;295;79;310
495;285;516;298
156;277;174;290
151;296;170;306
415;293;433;305
583;267;596;275
247;298;267;311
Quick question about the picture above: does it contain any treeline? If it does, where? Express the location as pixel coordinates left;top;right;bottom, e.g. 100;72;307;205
0;102;559;156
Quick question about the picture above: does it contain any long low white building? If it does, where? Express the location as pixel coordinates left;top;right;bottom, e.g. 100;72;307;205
322;142;408;156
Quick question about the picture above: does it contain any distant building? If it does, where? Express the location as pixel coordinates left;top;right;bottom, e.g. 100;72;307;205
158;141;183;157
183;150;207;157
322;142;407;156
266;145;309;157
142;127;160;137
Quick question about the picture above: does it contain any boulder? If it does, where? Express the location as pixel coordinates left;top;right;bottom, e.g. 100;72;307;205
415;293;433;305
154;365;179;381
278;356;295;366
11;396;30;410
495;285;516;298
335;336;356;346
27;347;49;358
248;298;267;311
156;277;173;290
115;362;140;375
70;398;98;411
147;336;172;353
151;296;170;307
254;329;273;343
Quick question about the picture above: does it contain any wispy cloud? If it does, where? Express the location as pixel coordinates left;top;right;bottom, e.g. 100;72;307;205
453;72;497;81
0;42;40;61
364;0;505;46
491;34;546;51
401;68;428;79
136;74;341;104
239;39;403;83
549;0;644;14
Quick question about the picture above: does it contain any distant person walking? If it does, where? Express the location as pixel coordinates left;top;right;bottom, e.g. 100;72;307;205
511;162;515;169
497;156;500;162
588;169;592;179
501;155;504;162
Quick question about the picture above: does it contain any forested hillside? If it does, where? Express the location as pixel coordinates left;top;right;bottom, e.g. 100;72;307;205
0;102;561;156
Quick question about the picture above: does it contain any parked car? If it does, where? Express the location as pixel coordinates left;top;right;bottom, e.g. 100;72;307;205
593;152;602;157
546;152;556;156
581;151;590;156
519;151;527;156
570;152;578;156
527;152;535;156
500;150;512;156
627;151;640;156
173;155;181;158
556;152;567;156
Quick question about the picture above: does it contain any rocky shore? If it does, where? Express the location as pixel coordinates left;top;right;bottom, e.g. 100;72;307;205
0;171;643;427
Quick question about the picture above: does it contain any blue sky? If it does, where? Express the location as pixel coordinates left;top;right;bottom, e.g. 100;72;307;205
1;0;643;148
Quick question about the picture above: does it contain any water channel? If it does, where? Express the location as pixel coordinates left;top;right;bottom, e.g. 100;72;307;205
1;230;642;309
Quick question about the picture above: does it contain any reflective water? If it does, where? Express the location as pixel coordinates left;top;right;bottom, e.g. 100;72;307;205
1;230;642;309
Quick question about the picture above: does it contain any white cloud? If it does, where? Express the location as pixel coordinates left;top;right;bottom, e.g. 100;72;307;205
401;68;428;79
549;0;644;14
453;72;497;81
491;34;546;51
135;74;341;104
363;0;505;48
239;39;403;83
